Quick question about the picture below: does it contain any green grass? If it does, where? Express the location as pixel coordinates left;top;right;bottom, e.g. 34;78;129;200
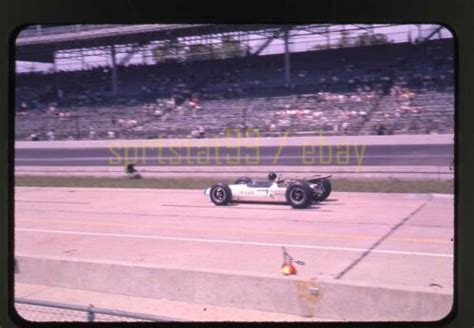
14;176;454;194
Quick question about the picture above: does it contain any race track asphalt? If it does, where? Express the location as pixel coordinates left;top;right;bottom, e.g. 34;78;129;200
14;187;454;320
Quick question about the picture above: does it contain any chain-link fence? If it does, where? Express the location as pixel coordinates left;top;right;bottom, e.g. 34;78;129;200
15;298;187;322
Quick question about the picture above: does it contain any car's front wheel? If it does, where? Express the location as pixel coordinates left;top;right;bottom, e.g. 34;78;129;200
209;183;232;206
286;182;313;209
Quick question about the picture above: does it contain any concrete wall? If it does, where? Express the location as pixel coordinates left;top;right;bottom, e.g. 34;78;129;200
15;134;454;149
15;255;453;321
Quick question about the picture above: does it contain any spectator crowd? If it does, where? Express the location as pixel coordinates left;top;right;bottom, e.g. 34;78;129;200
15;39;454;140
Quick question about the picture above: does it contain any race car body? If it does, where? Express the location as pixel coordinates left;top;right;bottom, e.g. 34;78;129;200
204;172;332;209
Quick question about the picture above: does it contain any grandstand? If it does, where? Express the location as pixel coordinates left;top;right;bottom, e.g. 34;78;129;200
15;24;454;140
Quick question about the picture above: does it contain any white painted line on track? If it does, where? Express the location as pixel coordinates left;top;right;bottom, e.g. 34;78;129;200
16;227;453;258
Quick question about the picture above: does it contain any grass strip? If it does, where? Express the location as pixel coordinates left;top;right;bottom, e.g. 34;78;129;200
15;176;453;194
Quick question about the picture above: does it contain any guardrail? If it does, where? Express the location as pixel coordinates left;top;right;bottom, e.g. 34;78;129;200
15;298;187;322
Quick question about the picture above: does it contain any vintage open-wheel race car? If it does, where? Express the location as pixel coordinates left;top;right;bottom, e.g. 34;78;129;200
204;172;332;209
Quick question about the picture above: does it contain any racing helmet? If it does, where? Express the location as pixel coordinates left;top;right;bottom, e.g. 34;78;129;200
268;172;277;181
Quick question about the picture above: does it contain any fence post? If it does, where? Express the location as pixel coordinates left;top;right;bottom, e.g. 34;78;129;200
87;304;95;322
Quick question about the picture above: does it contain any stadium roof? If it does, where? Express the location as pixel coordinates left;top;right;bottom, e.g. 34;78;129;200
16;24;451;64
17;24;212;46
16;24;283;62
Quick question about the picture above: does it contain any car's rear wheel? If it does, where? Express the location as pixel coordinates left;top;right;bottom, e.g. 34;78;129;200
234;176;253;185
312;178;332;202
210;183;232;205
319;178;332;201
286;181;313;209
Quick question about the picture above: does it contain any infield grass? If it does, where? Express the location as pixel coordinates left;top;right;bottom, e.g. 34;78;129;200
14;176;454;194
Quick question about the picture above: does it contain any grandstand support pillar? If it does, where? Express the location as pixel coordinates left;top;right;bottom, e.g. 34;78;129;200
52;56;58;73
80;48;86;70
283;28;291;87
417;24;422;43
111;45;118;96
142;46;147;65
326;26;330;49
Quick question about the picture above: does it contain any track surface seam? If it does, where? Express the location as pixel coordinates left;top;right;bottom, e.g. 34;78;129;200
334;197;432;279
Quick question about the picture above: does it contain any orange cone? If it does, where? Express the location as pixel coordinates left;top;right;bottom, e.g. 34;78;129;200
281;262;297;275
281;246;303;276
